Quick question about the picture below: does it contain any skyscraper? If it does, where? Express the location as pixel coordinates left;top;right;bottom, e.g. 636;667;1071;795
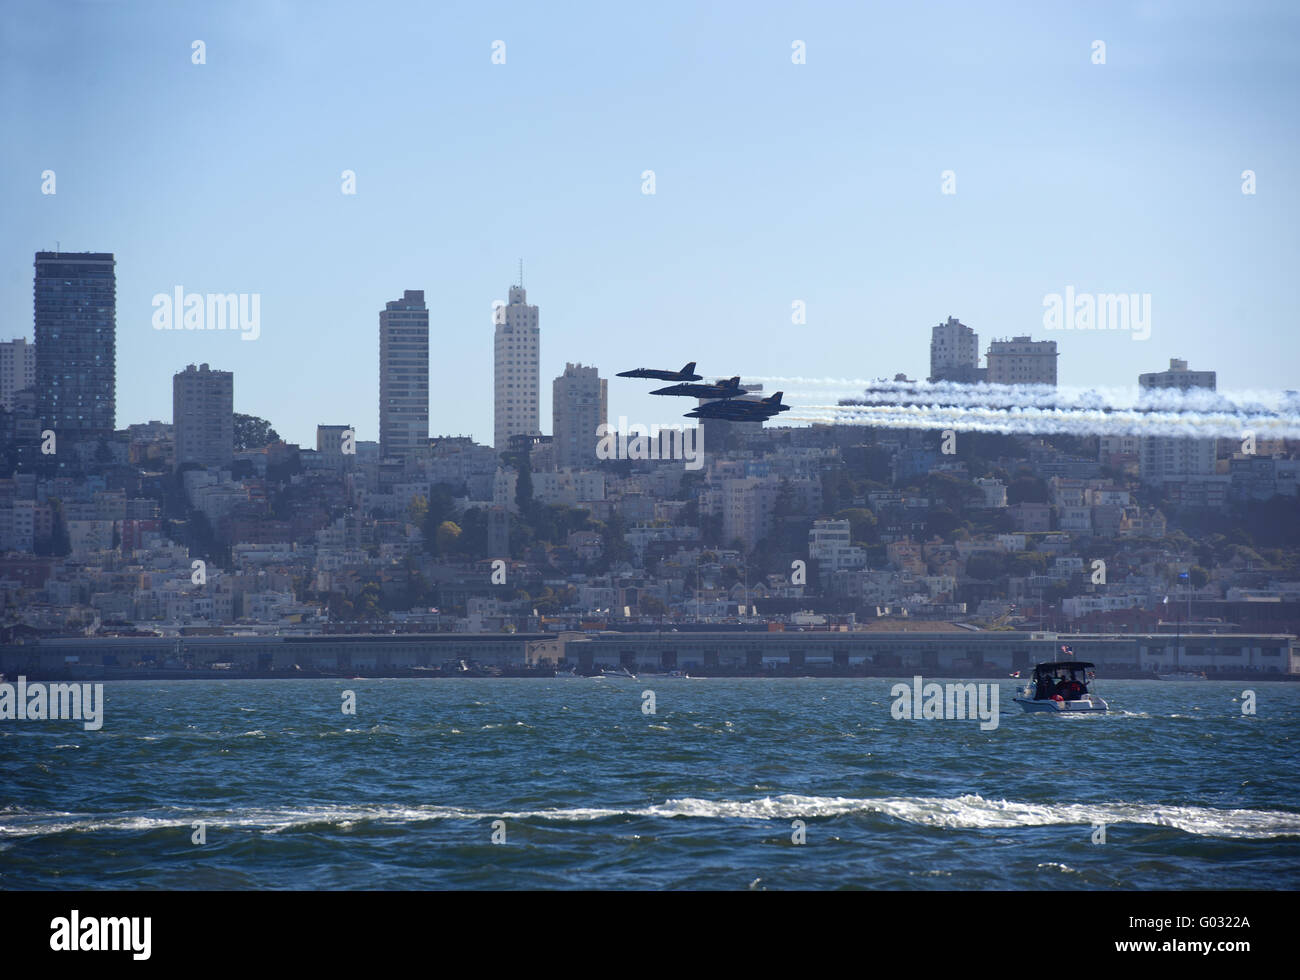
0;338;36;411
379;290;429;459
494;281;540;450
552;362;606;470
928;316;984;383
173;363;234;470
1138;358;1218;484
34;251;116;439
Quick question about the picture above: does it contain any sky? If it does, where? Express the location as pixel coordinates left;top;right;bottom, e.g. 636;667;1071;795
2;0;1298;447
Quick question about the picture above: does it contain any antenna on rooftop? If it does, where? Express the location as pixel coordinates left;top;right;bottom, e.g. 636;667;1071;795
518;258;524;288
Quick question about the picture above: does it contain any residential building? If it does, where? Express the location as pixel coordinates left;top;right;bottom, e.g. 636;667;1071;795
552;363;606;470
34;251;116;439
172;363;233;470
0;338;36;410
985;336;1057;385
378;290;429;459
928;316;983;383
1138;359;1217;484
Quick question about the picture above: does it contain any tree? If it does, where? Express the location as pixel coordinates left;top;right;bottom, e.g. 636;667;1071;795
834;507;876;545
409;495;429;527
966;552;1009;581
436;520;462;553
1007;474;1049;505
422;483;461;553
358;582;382;620
775;479;796;519
510;453;534;518
458;507;489;558
233;413;280;451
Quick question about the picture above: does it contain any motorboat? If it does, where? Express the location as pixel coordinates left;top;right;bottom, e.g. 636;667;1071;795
553;666;579;678
597;666;638;681
1158;671;1207;681
1013;660;1109;714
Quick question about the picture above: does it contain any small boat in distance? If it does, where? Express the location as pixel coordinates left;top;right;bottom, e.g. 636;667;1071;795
598;666;638;681
1013;658;1109;714
1159;670;1207;681
554;666;579;678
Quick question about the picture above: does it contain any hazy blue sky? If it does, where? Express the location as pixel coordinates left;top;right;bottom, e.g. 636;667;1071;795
3;0;1297;447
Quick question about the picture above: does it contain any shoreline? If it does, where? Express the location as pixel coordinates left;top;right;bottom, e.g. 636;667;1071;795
3;668;1295;683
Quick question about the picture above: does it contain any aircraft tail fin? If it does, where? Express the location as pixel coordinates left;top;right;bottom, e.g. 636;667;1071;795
681;361;696;376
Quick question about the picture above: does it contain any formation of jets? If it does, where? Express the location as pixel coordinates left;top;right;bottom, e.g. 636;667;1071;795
615;362;789;424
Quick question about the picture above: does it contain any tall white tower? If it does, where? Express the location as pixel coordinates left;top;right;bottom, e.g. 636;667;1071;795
494;275;540;450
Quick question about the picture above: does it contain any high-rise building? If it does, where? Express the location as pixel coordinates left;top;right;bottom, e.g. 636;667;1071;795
928;316;984;383
986;336;1058;385
494;282;540;450
0;338;36;411
552;363;606;470
34;251;116;439
1139;358;1217;484
172;363;234;470
379;290;429;459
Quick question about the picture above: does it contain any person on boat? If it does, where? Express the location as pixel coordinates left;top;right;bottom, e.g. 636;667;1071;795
1058;676;1085;700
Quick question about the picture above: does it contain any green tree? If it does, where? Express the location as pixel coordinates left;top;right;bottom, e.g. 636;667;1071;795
834;507;877;545
1007;474;1049;505
233;413;280;451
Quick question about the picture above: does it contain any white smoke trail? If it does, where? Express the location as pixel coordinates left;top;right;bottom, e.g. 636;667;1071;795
754;377;1296;415
791;403;1300;439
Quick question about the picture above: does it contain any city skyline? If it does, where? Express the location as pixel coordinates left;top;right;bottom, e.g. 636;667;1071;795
3;1;1296;448
6;249;1295;452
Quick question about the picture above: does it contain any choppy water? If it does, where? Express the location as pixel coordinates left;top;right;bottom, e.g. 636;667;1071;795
2;678;1297;889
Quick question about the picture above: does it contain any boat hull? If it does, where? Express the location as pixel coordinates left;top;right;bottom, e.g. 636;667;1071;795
1014;696;1109;714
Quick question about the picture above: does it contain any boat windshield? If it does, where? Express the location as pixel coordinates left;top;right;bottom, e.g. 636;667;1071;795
1032;664;1093;699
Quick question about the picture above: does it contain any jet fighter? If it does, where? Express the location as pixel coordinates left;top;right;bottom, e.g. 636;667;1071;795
685;391;790;422
616;361;702;382
651;376;743;399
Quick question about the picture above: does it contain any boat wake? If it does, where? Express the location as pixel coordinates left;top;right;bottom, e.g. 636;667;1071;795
3;794;1297;840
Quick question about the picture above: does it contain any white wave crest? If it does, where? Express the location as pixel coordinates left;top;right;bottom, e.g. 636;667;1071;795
2;794;1296;840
